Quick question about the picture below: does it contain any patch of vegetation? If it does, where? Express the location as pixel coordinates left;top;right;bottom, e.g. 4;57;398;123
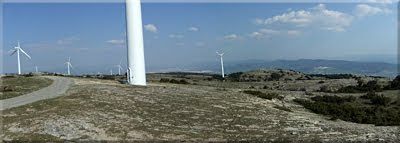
336;80;383;93
362;92;393;106
270;73;284;81
159;78;190;84
228;72;244;82
308;74;356;79
243;90;283;100
294;95;400;126
1;76;53;100
311;95;356;104
273;105;292;112
385;76;400;90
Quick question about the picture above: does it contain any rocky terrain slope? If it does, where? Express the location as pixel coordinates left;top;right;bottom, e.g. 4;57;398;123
1;70;399;142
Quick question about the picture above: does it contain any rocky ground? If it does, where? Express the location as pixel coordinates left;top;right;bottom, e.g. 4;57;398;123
1;71;399;142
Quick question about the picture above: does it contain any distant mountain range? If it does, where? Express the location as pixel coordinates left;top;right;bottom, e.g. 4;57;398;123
176;59;399;78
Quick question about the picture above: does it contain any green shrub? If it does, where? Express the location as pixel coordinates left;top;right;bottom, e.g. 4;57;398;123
308;74;355;79
270;73;283;81
336;80;383;93
243;90;283;100
385;76;400;90
0;86;15;92
160;78;170;83
228;72;244;82
360;91;378;99
160;78;190;84
294;96;400;126
370;95;392;106
311;95;356;104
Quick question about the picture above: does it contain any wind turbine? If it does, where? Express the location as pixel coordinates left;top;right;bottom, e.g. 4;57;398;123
65;57;73;75
10;42;31;75
116;60;124;75
216;51;225;78
35;66;38;73
110;69;113;75
126;0;146;85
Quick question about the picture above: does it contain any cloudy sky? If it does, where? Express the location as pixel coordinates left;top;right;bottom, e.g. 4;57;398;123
2;2;398;74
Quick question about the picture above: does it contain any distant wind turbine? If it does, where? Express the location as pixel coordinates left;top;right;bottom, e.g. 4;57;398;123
116;60;124;75
65;57;73;75
35;66;38;73
216;51;225;78
110;69;113;75
10;41;31;74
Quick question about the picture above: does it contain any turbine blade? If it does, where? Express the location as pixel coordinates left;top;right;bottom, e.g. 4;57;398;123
9;49;17;56
69;63;73;69
19;48;31;59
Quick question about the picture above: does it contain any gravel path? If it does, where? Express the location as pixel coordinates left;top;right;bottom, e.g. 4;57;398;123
0;76;73;110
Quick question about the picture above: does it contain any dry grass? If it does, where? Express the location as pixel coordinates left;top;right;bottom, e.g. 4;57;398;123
0;76;53;100
1;74;399;142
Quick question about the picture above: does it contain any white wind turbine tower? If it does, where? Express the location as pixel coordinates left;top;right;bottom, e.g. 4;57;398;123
65;57;73;75
35;66;38;73
125;0;146;85
110;69;113;75
10;41;31;75
216;51;225;78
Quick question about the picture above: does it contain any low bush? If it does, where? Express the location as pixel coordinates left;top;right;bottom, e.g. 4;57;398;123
311;95;356;104
228;72;244;82
336;80;383;93
0;86;15;92
294;95;400;126
360;91;377;99
160;78;190;84
308;74;356;79
370;95;392;106
243;90;283;100
160;78;170;83
385;76;400;90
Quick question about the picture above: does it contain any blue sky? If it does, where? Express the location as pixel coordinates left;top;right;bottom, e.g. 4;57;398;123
1;2;398;74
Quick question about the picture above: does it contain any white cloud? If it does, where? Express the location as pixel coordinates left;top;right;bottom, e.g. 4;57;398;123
169;34;185;39
354;4;391;17
287;30;301;36
259;4;353;32
259;29;280;34
188;27;199;32
249;32;263;39
249;29;300;39
224;34;239;40
254;18;265;25
106;40;125;44
144;24;158;33
56;36;80;45
367;0;398;4
176;43;185;46
195;42;205;47
249;29;280;39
